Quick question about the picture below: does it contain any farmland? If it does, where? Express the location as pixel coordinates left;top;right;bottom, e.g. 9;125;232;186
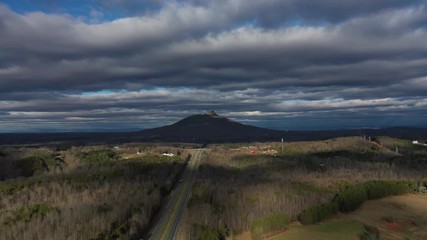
259;194;427;240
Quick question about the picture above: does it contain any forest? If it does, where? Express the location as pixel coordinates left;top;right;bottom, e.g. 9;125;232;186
0;137;426;239
0;143;193;239
177;137;427;240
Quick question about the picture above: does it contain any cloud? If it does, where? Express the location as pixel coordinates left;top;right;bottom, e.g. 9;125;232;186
0;1;426;132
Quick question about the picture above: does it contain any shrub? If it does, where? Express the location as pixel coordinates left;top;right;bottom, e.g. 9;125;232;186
365;180;415;200
298;202;338;225
359;225;382;240
15;153;62;177
95;220;131;240
0;180;27;195
77;149;118;164
333;180;414;213
193;224;229;240
333;184;368;212
250;213;290;240
4;204;52;225
159;184;169;197
97;203;113;213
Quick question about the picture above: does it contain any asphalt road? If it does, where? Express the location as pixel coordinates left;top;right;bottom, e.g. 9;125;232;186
148;149;203;240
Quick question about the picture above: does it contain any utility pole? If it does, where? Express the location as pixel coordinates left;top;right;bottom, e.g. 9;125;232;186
281;138;284;155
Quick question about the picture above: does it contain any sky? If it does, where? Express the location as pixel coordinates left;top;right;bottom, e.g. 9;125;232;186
0;0;426;132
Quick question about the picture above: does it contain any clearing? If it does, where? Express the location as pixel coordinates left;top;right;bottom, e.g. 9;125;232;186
236;194;427;240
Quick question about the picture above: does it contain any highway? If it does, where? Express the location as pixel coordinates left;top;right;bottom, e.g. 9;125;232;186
148;149;203;240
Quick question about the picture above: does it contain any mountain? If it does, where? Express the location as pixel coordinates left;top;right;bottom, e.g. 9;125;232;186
136;111;283;142
136;112;427;143
0;111;426;145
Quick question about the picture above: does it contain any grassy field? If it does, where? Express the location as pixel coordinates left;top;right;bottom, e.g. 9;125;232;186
269;219;364;240
236;219;364;240
236;194;427;240
347;194;427;240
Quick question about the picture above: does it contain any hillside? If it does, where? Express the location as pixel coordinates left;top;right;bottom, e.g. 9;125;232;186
0;112;426;145
136;112;427;143
136;111;283;142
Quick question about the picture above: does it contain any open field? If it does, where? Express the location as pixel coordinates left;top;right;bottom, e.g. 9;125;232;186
348;194;427;240
237;219;364;240
270;219;363;240
243;194;427;240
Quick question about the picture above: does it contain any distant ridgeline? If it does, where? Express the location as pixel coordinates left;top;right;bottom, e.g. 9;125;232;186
0;112;427;145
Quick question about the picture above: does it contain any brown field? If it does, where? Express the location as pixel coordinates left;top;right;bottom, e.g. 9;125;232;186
237;194;427;240
347;194;427;240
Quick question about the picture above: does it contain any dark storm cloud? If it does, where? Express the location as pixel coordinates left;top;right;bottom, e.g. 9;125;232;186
0;1;426;132
181;0;423;26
